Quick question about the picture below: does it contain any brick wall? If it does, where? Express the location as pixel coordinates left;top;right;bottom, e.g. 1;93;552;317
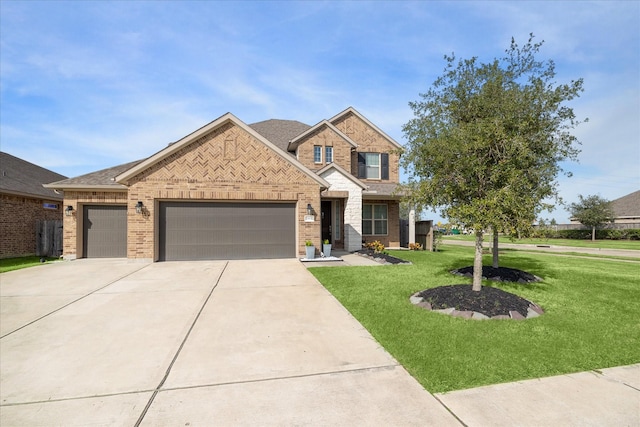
0;193;63;258
296;125;353;172
125;121;322;260
60;191;128;259
332;112;400;183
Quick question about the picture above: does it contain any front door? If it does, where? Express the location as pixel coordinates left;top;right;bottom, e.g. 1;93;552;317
321;200;332;243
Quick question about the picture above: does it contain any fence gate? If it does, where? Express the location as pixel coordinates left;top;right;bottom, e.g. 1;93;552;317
36;220;63;257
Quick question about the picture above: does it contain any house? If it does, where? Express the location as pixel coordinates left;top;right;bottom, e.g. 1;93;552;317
0;152;67;258
44;107;405;261
610;190;640;224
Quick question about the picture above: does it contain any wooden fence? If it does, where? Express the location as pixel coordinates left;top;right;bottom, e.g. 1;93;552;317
36;220;63;257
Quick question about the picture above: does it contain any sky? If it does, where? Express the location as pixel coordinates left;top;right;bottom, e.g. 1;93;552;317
1;0;638;223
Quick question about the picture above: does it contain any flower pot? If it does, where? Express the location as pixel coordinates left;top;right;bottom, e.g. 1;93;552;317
322;243;332;257
305;245;315;259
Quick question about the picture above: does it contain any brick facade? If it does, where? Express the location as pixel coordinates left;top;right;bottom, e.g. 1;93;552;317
54;108;404;260
121;121;320;260
332;111;400;183
60;191;128;259
296;125;354;172
0;194;63;258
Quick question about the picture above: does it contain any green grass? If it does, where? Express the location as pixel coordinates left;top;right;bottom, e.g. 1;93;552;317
0;256;60;273
309;246;640;393
444;234;640;250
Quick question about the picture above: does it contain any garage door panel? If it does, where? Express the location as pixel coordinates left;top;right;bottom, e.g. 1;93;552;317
83;206;127;258
159;202;295;261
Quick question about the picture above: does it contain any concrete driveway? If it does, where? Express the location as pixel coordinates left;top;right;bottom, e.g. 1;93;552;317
0;259;460;426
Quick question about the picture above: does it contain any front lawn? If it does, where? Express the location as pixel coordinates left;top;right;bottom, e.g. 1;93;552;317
0;256;59;273
443;234;640;250
309;246;640;393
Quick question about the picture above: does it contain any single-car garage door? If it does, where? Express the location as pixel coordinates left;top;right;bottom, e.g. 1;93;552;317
83;205;127;258
159;201;296;261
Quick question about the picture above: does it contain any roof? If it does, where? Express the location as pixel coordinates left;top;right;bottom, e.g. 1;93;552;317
249;119;311;153
115;113;329;188
0;152;67;200
611;190;640;218
44;160;142;190
362;182;403;199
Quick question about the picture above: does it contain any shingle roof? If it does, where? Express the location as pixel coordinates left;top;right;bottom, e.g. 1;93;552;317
45;159;143;189
249;119;310;153
611;190;640;218
0;152;67;200
362;182;403;198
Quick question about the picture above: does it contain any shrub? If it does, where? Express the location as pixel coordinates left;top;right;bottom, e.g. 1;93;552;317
409;242;423;251
365;240;385;253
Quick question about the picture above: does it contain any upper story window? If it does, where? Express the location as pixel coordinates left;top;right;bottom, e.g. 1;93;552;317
314;146;322;163
325;146;333;163
357;152;389;180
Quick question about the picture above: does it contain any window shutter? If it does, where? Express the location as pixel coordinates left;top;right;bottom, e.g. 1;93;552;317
381;153;389;180
358;153;366;178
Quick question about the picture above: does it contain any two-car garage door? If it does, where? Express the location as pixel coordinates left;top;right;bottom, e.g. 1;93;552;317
159;202;296;261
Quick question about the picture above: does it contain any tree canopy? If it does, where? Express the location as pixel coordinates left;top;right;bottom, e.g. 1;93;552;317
402;34;586;290
568;194;615;241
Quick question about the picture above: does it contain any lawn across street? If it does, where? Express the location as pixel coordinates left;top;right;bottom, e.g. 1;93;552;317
443;234;640;251
309;244;640;393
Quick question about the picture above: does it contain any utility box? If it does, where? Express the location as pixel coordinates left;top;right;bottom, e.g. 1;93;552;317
415;220;434;251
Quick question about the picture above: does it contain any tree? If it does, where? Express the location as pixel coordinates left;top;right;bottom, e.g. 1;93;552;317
568;194;615;241
402;34;585;291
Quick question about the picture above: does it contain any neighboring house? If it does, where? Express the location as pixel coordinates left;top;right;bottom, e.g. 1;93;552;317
609;190;640;224
0;152;67;258
568;189;640;228
45;107;404;261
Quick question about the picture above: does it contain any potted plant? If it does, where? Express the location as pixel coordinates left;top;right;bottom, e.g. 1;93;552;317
305;240;315;259
322;239;332;257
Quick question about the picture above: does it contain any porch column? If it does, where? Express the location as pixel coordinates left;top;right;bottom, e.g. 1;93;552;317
409;208;416;245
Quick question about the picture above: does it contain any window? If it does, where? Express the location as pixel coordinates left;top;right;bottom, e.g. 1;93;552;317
362;204;387;235
314;146;322;163
357;152;389;180
325;146;333;163
43;203;59;210
365;153;379;179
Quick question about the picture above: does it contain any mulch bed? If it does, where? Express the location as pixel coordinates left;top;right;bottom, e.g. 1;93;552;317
413;266;544;319
355;249;411;265
451;266;542;283
416;285;536;318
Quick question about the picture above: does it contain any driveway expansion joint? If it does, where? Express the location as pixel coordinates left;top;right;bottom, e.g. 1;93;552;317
134;261;229;427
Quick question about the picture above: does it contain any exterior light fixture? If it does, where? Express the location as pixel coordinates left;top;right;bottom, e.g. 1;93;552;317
65;205;74;216
306;203;313;216
135;201;144;214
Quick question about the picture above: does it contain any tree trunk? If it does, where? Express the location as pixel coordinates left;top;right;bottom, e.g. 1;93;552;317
473;231;484;292
592;226;596;241
492;228;499;268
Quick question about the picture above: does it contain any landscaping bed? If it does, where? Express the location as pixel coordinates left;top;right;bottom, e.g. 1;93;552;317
451;266;542;283
355;249;411;264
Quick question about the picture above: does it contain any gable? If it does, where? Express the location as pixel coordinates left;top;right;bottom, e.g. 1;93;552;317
330;108;402;151
123;120;326;188
117;113;328;188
